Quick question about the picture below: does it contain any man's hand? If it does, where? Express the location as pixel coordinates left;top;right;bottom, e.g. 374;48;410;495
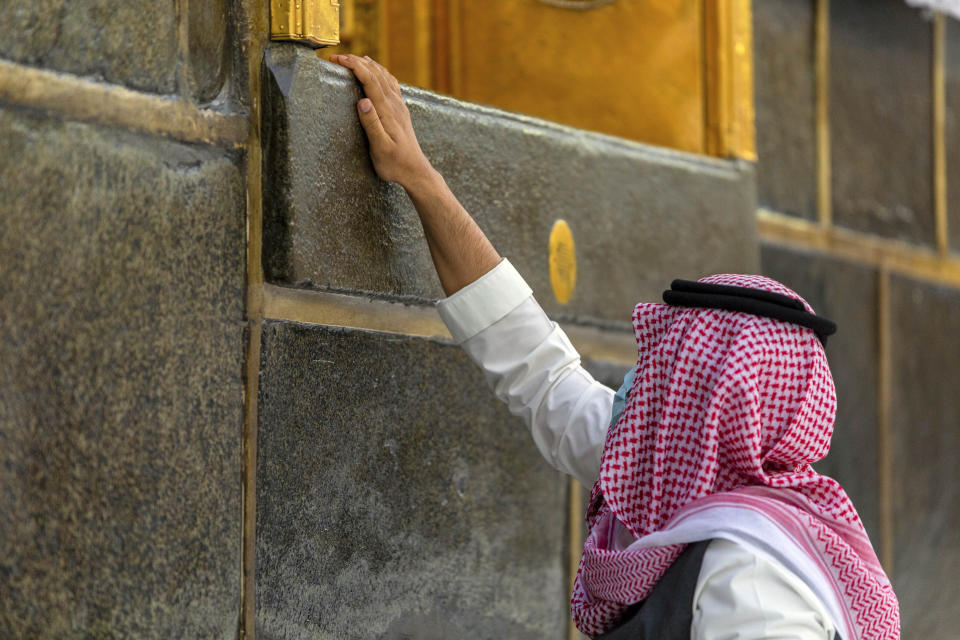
331;54;435;189
329;54;501;296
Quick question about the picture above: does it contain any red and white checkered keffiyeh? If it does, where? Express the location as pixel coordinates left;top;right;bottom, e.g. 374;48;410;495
571;274;900;639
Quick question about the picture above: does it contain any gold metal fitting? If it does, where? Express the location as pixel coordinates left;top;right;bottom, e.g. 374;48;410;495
271;0;341;48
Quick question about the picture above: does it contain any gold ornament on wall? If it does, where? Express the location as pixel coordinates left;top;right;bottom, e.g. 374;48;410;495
549;220;577;305
271;0;342;48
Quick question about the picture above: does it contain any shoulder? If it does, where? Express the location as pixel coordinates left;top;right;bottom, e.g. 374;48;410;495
691;539;836;640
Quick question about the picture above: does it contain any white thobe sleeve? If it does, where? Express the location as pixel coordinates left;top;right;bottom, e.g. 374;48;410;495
436;259;614;488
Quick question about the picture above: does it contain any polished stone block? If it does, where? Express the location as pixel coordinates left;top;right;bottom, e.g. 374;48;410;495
830;0;934;245
261;44;758;326
760;244;881;539
0;0;178;94
0;106;245;638
754;0;818;220
889;276;960;638
256;322;569;639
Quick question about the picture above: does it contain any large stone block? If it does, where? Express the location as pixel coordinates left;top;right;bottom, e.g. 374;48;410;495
0;107;245;638
753;0;818;220
830;0;934;245
760;245;881;540
256;322;569;640
261;44;758;326
0;0;178;94
946;18;960;253
889;276;960;638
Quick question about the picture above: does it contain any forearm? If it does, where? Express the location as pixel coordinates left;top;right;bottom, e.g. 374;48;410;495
331;54;500;295
403;167;501;296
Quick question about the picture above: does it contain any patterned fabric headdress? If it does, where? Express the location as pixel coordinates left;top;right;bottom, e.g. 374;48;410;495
570;274;899;639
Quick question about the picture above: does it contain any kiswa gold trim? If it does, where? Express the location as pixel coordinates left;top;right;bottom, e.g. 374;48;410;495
413;0;432;88
704;0;757;160
241;1;269;635
271;0;341;48
241;1;270;636
934;13;948;255
815;0;832;228
758;208;960;287
876;269;894;572
447;0;463;96
260;284;638;364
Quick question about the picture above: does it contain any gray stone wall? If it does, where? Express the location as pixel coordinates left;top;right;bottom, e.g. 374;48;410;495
753;0;817;220
888;277;960;636
0;106;245;639
2;1;959;638
256;323;569;640
830;0;934;245
0;0;246;637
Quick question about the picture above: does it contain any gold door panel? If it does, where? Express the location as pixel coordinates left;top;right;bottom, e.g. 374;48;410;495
323;0;754;159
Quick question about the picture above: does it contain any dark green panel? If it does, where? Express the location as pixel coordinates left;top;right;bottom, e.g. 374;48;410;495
830;0;934;245
889;276;960;638
0;107;245;638
0;0;178;94
754;0;818;220
256;322;569;640
760;244;881;540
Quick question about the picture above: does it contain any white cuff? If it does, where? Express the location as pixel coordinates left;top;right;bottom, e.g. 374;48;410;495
436;259;533;343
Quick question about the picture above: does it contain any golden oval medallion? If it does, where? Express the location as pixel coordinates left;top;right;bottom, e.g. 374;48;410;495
548;219;577;304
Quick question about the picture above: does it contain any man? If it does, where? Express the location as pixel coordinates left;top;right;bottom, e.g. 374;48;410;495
330;54;900;640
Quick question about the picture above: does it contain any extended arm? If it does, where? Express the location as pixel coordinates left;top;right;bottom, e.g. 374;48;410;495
331;54;500;296
332;54;613;485
438;261;614;487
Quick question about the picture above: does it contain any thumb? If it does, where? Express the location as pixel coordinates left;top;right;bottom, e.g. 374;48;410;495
357;98;390;147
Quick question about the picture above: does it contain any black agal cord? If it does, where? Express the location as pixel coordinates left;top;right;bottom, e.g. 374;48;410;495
662;279;837;345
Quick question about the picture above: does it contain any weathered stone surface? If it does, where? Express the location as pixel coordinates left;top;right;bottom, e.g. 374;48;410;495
0;0;178;94
889;276;960;638
261;44;758;326
753;0;817;220
946;18;960;254
830;0;934;245
256;322;569;640
0;107;245;638
188;0;229;104
760;245;881;540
